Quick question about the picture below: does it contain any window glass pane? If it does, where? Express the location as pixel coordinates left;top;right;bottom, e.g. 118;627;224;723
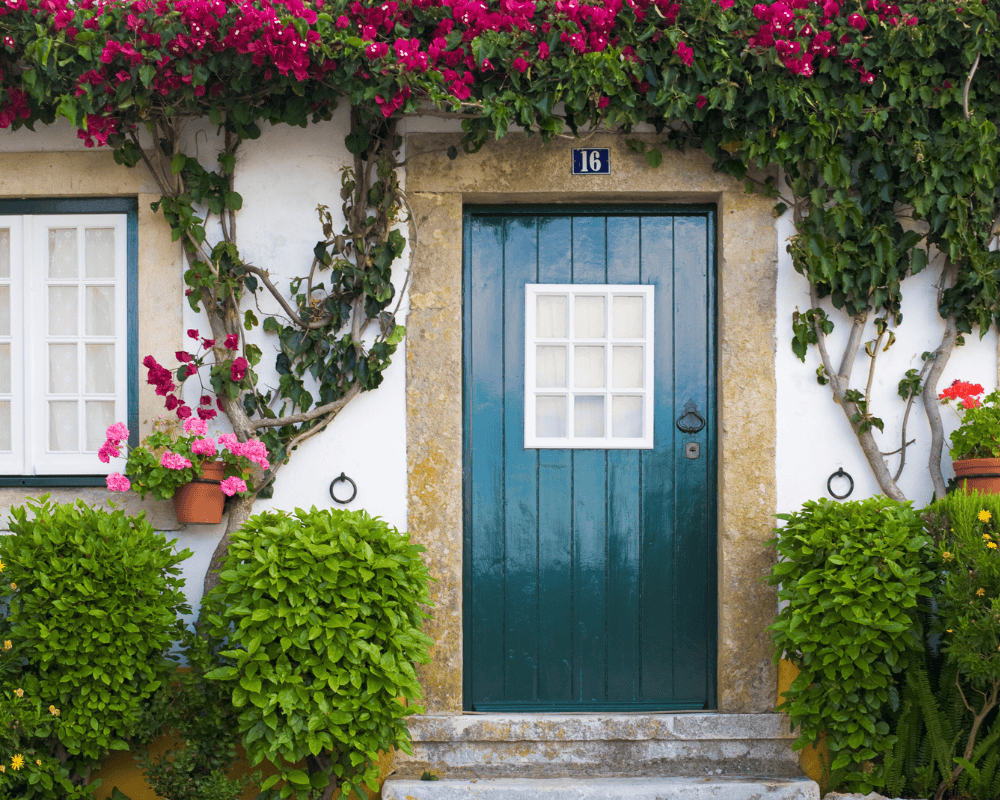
536;396;567;438
613;295;644;338
0;286;9;336
0;344;9;394
574;346;605;388
613;396;643;438
49;401;78;451
49;344;78;393
536;295;567;338
48;228;78;278
86;344;115;393
0;228;9;279
574;395;604;437
49;286;78;335
536;346;566;388
86;286;115;336
612;346;643;389
0;401;9;451
574;295;605;338
86;401;115;451
85;228;116;278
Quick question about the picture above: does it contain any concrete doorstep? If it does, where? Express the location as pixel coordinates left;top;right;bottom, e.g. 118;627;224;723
382;776;821;800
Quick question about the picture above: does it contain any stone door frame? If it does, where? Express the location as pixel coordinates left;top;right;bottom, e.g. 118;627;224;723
404;132;779;714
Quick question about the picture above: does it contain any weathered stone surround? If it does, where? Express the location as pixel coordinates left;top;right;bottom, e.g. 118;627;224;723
404;133;780;715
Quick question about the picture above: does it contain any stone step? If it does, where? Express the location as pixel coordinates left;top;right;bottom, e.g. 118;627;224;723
392;714;802;779
382;777;820;800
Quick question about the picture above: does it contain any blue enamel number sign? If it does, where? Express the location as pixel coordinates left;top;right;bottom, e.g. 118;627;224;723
572;148;610;175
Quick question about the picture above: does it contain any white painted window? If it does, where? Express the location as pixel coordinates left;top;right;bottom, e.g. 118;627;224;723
525;284;654;449
0;215;128;475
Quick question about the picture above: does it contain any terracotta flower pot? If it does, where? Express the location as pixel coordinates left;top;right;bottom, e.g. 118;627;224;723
173;461;226;524
953;458;1000;495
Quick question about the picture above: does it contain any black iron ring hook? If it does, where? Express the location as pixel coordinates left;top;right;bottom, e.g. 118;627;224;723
676;400;706;434
827;467;854;500
330;472;357;505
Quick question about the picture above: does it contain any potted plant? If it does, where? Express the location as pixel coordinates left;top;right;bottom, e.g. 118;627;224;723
100;417;270;523
939;379;1000;494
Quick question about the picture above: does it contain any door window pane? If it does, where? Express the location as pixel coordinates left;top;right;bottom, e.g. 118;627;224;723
612;346;643;389
536;396;567;438
48;229;78;278
86;344;115;393
613;396;643;438
0;229;9;279
574;296;605;338
85;228;116;278
49;401;78;451
536;346;566;388
0;344;9;394
86;286;115;336
574;395;605;437
49;287;78;335
0;401;9;451
49;344;78;393
574;346;605;388
613;295;644;338
0;286;9;337
536;295;567;338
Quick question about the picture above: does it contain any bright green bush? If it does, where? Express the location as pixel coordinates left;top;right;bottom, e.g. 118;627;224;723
0;497;191;798
203;507;434;800
766;497;934;793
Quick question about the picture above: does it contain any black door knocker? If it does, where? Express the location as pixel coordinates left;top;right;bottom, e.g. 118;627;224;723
330;472;357;505
676;399;706;434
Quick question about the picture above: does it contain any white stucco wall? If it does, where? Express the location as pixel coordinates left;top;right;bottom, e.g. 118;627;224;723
775;207;999;513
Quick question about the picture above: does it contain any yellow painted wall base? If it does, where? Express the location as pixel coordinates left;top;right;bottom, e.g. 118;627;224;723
91;742;395;800
778;658;828;788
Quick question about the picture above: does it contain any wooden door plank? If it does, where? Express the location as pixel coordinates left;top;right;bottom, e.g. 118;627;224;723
502;216;540;703
671;215;712;704
536;215;574;704
638;215;676;703
468;214;507;705
570;215;608;702
606;215;642;703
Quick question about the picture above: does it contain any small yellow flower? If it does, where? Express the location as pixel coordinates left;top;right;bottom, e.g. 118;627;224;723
10;754;23;771
0;559;5;573
981;510;993;523
988;542;997;550
3;640;10;651
977;588;986;596
48;705;59;716
943;551;953;560
35;760;40;766
985;533;993;540
947;629;954;633
8;582;14;590
1;764;6;773
14;688;23;698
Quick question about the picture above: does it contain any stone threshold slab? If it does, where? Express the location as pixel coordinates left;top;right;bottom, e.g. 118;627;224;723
383;777;820;800
407;713;797;742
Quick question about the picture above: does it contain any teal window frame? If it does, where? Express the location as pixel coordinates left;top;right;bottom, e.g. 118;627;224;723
0;198;139;488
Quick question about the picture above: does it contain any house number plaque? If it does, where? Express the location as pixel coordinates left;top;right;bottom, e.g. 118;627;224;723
572;148;610;175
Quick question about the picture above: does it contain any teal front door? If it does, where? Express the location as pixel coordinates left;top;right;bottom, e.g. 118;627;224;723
463;206;717;711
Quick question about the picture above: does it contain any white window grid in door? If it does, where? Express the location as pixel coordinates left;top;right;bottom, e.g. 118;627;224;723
525;284;655;449
0;214;128;475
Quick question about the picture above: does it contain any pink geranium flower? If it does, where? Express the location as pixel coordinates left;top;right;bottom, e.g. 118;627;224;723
219;476;248;496
106;473;131;492
191;437;217;456
161;452;193;470
183;417;208;436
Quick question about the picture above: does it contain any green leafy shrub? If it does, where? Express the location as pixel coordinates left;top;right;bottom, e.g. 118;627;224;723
767;497;934;793
129;628;253;800
917;491;1000;797
0;497;191;798
203;507;434;800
